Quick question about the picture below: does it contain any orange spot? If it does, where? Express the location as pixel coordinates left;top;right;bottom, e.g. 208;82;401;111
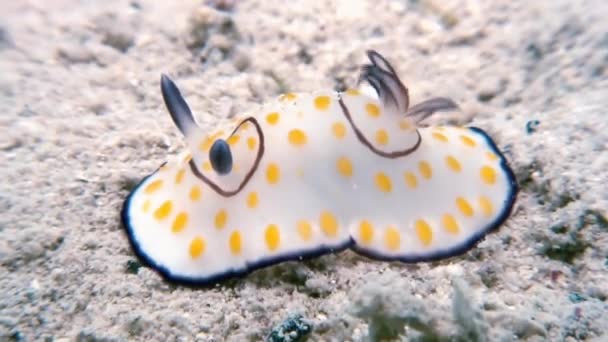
460;135;476;147
266;163;280;184
432;132;448;142
247;137;257;150
229;231;242;255
479;196;494;217
144;180;163;194
404;172;418;189
319;211;338;237
375;172;392;193
384;226;400;251
227;134;240;146
332;122;346;139
214;209;228;229
239;121;250;130
189;186;201;201
456;197;474;217
480;166;497;185
418;161;433;180
246;192;258;209
297;220;313;241
399;120;412;130
336;157;353;177
366;103;381;117
199;131;224;152
142;199;151;213
189;237;205;259
266;112;280;125
345;88;360;96
288;129;307;146
153;200;172;220
175;169;185;184
359;220;374;245
314;95;331;111
265;224;280;251
445;155;461;172
442;214;460;234
375;129;389;145
415;219;433;246
171;212;188;233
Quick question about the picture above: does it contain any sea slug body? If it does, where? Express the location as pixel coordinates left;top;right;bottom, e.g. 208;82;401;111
121;51;517;285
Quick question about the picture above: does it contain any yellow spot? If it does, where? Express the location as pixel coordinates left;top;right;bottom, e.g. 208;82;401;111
456;197;474;217
366;103;381;118
384;226;400;251
418;161;433;180
375;172;392;193
359;220;374;245
486;152;499;161
279;92;297;101
189;186;201;201
479;196;494;217
442;214;460;234
415;219;433;246
246;192;258;209
404;172;418;189
199;131;224;152
432;132;448;142
319;211;338;237
214;209;228;230
171;212;188;233
175;169;185;184
345;88;360;96
336;157;353;177
480;166;497;185
332;122;346;139
460;135;477;147
297;220;313;241
399;120;412;130
229;231;242;255
266;163;281;184
142;199;151;213
247;136;257;150
200;138;213;152
202;161;212;171
265;224;280;251
227;134;240;146
445;155;462;172
153;200;172;220
144;180;163;194
314;95;331;111
375;129;389;145
189;237;205;259
239;121;250;130
288;129;308;146
266;112;280;125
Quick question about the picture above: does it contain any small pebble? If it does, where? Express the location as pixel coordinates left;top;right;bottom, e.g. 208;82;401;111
526;120;541;134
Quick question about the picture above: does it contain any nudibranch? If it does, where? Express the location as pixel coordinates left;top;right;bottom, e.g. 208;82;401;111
121;51;517;285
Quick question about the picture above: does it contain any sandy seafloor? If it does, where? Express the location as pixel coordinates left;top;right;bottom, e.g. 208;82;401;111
1;0;608;341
